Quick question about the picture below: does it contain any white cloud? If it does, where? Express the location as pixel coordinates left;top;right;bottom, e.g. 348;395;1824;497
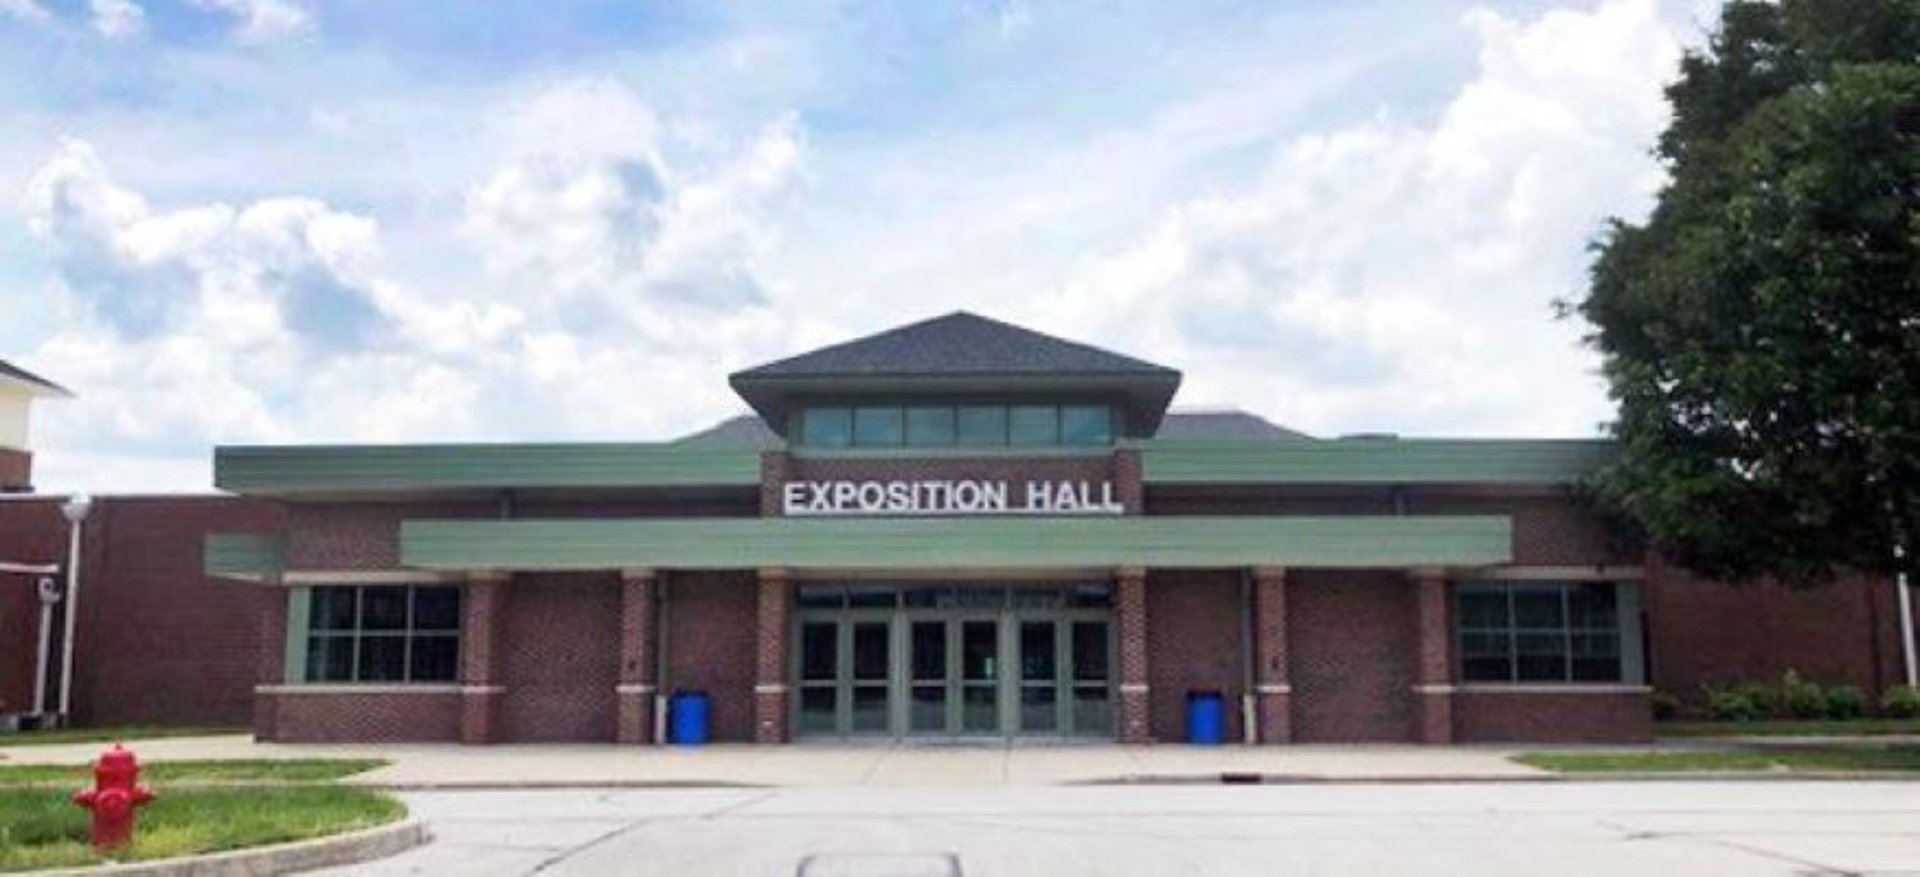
89;0;143;38
463;79;803;313
4;0;1703;493
1029;0;1682;438
189;0;312;43
19;87;811;490
0;0;48;23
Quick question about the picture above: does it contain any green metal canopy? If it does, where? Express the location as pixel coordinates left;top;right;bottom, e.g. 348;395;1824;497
215;443;761;495
1144;439;1613;485
399;515;1511;572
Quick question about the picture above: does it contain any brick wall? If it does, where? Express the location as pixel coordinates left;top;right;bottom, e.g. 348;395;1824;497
75;497;284;726
775;454;1139;514
1456;690;1652;743
1288;570;1416;742
0;499;62;714
266;691;461;742
1146;569;1245;742
499;572;621;742
1645;554;1903;703
665;571;758;742
0;448;29;492
286;502;492;571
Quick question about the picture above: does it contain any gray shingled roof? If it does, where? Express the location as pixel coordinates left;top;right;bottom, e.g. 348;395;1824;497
673;414;782;449
0;359;69;396
732;311;1178;379
1153;410;1315;442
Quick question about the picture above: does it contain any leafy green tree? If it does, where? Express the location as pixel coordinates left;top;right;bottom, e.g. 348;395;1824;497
1577;0;1920;585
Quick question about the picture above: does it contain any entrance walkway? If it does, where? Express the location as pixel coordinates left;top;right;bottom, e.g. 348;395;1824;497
0;735;1546;786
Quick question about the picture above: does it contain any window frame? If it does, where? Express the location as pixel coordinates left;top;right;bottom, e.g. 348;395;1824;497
1454;581;1642;686
295;584;462;685
795;402;1119;449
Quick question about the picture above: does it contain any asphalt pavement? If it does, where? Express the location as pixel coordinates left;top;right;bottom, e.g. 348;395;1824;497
312;781;1920;876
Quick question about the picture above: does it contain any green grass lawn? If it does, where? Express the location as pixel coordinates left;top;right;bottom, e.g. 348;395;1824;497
0;727;245;748
1517;746;1920;773
1658;718;1920;737
0;759;388;787
0;785;403;872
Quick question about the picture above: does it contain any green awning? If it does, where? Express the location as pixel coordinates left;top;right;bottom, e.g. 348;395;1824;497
205;533;286;580
214;443;762;494
1143;439;1611;485
399;515;1511;572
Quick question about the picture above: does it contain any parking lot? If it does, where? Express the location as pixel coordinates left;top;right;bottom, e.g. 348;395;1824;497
321;780;1920;876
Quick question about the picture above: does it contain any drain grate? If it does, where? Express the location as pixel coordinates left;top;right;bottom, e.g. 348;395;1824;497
796;852;962;877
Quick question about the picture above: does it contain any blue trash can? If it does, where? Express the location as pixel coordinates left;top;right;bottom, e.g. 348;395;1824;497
670;690;710;746
1186;690;1225;745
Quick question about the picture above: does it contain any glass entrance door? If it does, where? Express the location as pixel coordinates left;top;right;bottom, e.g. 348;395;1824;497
958;618;1000;734
794;584;1115;740
795;615;893;737
904;616;1001;736
1015;618;1113;737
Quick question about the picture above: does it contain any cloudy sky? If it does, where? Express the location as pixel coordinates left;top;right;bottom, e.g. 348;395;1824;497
1;0;1713;493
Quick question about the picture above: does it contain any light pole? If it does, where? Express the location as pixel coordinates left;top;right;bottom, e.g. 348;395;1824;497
1899;541;1915;689
57;494;91;724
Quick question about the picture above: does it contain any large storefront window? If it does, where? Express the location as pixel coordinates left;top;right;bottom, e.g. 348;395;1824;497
795;403;1113;448
1456;582;1640;684
305;585;461;683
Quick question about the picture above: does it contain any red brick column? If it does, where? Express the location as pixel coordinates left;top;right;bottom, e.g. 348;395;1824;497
1112;448;1144;514
1117;567;1151;743
0;447;30;491
760;451;792;516
1253;567;1292;744
459;571;509;745
754;568;792;744
253;585;287;740
616;569;658;744
1412;569;1454;744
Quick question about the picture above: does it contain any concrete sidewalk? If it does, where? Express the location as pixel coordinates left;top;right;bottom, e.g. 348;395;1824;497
0;735;1549;786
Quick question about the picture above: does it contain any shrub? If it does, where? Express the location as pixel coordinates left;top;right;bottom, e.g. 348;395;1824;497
1704;685;1766;722
1649;690;1681;721
1882;686;1920;718
1778;670;1826;719
1733;681;1779;718
1823;685;1866;720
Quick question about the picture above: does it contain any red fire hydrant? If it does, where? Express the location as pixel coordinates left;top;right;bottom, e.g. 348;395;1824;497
72;744;155;852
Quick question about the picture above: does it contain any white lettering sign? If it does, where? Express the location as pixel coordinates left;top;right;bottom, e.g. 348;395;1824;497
781;479;1124;516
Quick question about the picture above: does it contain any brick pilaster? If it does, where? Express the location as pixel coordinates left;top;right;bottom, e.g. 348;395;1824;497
459;572;509;745
1412;570;1454;744
1116;567;1151;743
760;451;792;517
253;585;287;741
0;447;31;491
616;569;658;744
1253;567;1292;744
754;568;792;743
1112;448;1144;514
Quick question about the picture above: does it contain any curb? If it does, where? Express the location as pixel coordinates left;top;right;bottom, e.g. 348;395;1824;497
1079;771;1920;785
359;772;1920;790
34;817;429;877
360;779;766;792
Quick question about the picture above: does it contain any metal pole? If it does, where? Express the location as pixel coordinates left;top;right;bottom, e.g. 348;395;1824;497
33;581;53;714
1898;541;1915;689
57;496;90;721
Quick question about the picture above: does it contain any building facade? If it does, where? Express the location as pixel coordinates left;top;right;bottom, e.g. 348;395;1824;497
185;313;1906;745
2;314;1908;742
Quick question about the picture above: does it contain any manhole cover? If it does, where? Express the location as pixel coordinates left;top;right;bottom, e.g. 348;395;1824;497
796;852;961;877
